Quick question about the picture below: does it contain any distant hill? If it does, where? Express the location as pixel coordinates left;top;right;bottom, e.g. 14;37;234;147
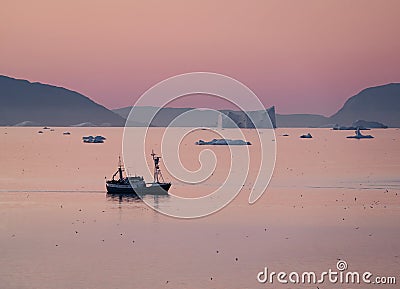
114;85;400;128
2;75;399;127
113;106;277;128
0;75;125;126
277;83;400;127
330;83;400;127
276;114;331;128
114;106;326;128
114;106;218;127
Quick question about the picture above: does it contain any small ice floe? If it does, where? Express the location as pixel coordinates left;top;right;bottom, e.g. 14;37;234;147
333;125;358;130
346;128;374;139
82;135;106;143
300;133;312;138
63;132;71;135
195;139;251;145
14;120;41;127
71;122;97;127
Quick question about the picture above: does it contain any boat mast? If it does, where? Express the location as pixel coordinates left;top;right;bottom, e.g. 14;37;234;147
118;156;124;180
151;150;164;183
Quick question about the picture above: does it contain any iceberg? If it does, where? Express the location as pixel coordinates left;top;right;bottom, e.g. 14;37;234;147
195;139;251;145
83;135;106;143
300;133;312;138
346;128;374;139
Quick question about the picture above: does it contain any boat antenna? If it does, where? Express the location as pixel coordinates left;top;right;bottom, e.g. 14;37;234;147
151;149;164;183
118;156;124;181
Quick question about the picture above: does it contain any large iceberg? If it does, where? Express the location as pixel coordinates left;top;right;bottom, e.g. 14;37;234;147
195;139;251;145
346;128;374;139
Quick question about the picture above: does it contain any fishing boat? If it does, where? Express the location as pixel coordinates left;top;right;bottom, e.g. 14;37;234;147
106;150;171;195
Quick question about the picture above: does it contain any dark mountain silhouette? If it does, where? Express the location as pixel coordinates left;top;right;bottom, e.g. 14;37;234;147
1;75;398;127
276;83;400;127
330;83;400;127
0;75;125;126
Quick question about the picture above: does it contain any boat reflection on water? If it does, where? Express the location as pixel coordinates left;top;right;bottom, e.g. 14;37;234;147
106;193;140;203
106;192;169;204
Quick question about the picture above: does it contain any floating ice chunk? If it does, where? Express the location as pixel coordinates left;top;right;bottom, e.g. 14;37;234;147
300;133;312;138
195;138;251;145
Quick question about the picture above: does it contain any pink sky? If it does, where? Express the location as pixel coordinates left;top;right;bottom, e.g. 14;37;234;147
1;0;399;116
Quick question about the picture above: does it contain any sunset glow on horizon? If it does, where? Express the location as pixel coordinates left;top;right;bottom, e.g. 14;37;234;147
1;0;399;116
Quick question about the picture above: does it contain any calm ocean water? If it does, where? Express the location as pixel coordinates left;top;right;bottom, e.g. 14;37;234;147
0;127;399;288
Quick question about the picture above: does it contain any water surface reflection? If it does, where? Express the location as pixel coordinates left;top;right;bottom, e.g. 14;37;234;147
106;193;169;206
